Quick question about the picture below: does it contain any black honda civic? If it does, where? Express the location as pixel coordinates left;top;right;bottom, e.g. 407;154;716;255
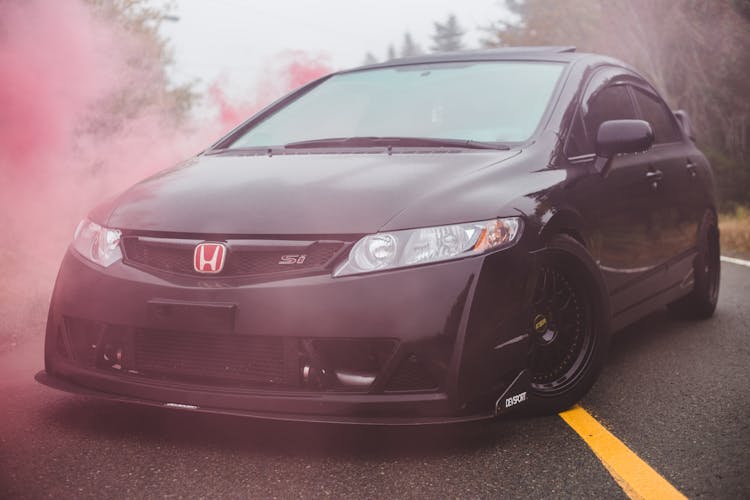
37;47;720;424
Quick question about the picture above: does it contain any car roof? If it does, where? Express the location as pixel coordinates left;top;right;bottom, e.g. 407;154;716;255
343;46;623;74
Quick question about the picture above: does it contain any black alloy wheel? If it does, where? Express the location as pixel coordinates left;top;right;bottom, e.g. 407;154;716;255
523;234;611;415
529;265;594;396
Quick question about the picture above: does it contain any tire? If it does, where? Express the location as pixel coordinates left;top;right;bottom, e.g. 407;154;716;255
525;234;611;415
668;212;720;319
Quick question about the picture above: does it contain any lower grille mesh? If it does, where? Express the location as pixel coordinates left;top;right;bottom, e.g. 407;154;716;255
385;355;438;392
62;317;440;394
134;330;290;387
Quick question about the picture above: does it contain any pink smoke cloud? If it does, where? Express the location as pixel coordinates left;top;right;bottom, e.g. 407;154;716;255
208;50;332;130
0;0;334;350
0;0;102;172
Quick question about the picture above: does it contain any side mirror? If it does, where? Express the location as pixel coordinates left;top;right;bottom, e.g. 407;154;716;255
594;119;654;175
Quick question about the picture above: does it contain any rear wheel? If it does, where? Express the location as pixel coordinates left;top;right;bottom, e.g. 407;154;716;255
526;235;611;415
668;212;720;319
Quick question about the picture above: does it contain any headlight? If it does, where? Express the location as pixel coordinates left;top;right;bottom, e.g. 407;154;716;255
72;219;123;267
334;217;522;277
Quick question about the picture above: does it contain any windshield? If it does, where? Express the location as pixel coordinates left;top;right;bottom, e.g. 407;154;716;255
227;61;565;148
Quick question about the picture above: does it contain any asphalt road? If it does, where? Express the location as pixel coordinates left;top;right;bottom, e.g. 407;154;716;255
1;261;748;499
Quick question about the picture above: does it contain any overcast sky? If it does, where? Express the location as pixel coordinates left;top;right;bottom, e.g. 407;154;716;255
155;0;510;102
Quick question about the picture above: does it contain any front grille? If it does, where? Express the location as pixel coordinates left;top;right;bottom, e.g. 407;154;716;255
121;237;344;278
64;317;106;366
133;330;291;387
62;318;418;393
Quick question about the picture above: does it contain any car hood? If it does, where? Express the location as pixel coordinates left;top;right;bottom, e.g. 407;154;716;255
104;150;520;235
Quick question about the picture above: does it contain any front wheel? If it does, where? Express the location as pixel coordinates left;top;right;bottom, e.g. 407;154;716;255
526;235;611;415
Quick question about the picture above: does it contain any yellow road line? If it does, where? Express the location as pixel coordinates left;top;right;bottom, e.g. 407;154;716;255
559;405;686;500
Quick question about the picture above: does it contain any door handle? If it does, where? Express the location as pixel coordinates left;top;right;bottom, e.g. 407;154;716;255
686;161;698;178
645;169;663;181
646;168;663;191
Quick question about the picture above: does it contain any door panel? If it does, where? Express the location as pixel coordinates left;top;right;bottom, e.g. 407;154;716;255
565;75;665;315
630;86;700;289
585;154;665;313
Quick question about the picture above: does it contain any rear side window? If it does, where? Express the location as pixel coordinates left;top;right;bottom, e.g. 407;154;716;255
631;88;682;143
566;84;637;157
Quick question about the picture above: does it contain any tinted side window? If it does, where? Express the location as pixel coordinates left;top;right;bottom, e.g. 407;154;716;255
584;85;637;141
631;88;682;143
566;84;637;157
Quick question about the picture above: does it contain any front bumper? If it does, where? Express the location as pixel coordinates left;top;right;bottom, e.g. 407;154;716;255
35;370;493;425
42;243;536;424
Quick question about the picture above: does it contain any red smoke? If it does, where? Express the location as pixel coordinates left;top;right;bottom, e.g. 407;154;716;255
209;50;332;130
0;0;103;174
209;83;252;129
286;51;333;88
0;0;333;350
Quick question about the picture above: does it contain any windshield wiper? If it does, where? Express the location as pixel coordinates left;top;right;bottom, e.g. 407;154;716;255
283;136;510;150
205;146;275;156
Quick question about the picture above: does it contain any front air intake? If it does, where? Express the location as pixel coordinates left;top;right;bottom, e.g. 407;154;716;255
385;354;438;392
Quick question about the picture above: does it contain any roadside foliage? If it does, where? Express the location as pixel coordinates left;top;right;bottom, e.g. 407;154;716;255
484;0;750;210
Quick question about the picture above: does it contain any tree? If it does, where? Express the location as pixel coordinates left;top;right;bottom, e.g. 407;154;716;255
430;14;465;52
362;52;378;65
483;0;750;207
734;0;750;20
400;32;422;57
83;0;196;132
386;44;397;60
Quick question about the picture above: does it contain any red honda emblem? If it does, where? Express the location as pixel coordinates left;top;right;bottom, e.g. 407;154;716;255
193;242;227;274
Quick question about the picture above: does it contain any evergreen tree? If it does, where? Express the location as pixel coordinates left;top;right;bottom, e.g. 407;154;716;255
362;52;378;65
386;44;397;60
430;14;465;52
400;32;422;57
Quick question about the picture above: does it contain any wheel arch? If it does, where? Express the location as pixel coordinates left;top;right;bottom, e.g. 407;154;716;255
539;209;588;248
696;208;720;255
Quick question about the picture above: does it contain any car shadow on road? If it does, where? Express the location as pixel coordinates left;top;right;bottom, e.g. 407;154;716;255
606;306;710;365
41;393;561;460
582;305;722;417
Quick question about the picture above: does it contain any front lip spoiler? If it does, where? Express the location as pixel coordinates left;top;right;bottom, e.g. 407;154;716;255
35;371;495;426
